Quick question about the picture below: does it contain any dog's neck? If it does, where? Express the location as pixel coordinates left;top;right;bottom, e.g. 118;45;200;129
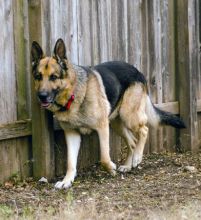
50;64;88;113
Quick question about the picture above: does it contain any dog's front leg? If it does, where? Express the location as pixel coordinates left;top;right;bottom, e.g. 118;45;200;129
97;122;116;175
55;130;81;189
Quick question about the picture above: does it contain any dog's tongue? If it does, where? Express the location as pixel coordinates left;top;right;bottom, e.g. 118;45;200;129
41;102;50;108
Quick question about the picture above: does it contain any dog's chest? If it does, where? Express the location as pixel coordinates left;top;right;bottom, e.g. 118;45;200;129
55;111;93;135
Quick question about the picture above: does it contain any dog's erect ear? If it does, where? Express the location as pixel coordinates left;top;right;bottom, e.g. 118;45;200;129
31;41;44;64
54;38;67;60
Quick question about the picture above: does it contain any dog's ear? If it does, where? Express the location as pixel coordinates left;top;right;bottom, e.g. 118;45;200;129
31;41;44;64
54;38;67;60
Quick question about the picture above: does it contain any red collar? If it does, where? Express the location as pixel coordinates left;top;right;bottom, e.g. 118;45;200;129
65;94;75;110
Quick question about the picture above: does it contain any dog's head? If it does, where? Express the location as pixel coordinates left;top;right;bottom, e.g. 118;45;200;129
31;39;74;109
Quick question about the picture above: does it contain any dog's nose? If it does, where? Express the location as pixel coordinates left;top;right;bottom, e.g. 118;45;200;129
38;91;48;102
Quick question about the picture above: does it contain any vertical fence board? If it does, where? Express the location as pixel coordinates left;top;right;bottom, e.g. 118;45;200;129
197;0;201;100
0;1;16;123
0;0;18;182
176;0;198;151
127;0;142;68
160;0;177;152
91;0;100;65
50;0;79;63
13;0;32;179
145;0;161;153
162;0;177;152
161;0;177;151
97;0;110;62
196;0;201;146
77;0;92;65
187;0;199;149
28;0;55;180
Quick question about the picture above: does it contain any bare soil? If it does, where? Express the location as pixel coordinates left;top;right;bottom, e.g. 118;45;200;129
1;152;201;219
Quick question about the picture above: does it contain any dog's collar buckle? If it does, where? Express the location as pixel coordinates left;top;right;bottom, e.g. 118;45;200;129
65;94;75;110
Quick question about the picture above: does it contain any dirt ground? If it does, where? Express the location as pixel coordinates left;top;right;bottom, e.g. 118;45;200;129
1;151;201;219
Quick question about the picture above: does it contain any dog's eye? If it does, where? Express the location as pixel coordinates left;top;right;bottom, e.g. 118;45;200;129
49;74;58;81
34;73;42;81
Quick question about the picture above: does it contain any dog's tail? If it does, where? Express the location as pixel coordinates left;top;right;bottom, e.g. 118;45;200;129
145;96;186;129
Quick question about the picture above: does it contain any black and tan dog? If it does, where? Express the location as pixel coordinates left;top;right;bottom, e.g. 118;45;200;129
31;39;185;189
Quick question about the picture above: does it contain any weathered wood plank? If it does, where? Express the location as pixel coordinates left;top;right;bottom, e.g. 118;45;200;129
197;0;201;100
113;0;127;61
154;0;163;153
163;0;177;152
195;0;201;149
197;99;201;112
188;0;199;149
77;0;92;65
159;0;177;152
50;0;79;63
97;0;110;62
13;0;32;180
127;0;142;67
0;141;19;183
145;0;162;153
0;0;18;183
28;0;55;180
176;0;198;151
155;101;179;114
13;0;28;119
91;0;100;65
0;119;31;141
0;0;17;123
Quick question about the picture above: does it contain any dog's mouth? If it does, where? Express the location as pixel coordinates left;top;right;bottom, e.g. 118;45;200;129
37;90;58;108
41;101;52;108
39;97;54;108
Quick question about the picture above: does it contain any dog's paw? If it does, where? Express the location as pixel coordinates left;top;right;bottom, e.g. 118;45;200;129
54;180;72;189
101;161;117;176
132;153;143;168
118;165;132;173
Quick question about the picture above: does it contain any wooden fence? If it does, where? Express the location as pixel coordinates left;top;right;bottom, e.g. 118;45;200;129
0;0;200;182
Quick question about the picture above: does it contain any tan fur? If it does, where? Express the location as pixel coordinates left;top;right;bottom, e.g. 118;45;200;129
111;83;149;172
119;83;148;132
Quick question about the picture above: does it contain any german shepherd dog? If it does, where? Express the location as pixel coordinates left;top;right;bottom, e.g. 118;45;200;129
31;39;185;189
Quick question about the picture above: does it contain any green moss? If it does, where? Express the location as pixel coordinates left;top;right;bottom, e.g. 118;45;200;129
0;205;13;218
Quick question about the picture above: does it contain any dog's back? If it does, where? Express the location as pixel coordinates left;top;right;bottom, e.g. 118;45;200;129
94;61;147;111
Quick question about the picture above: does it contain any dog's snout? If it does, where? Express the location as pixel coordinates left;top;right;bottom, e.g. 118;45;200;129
38;91;48;102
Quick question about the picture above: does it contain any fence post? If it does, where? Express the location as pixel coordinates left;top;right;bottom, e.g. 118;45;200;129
28;0;55;179
13;0;32;179
175;0;199;151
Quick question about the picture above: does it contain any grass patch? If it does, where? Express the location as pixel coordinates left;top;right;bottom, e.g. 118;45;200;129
0;205;13;218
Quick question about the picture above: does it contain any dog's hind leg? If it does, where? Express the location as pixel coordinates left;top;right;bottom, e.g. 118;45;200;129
132;125;148;168
117;127;137;173
96;121;116;175
118;83;148;171
55;129;81;189
118;125;148;172
111;118;136;173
